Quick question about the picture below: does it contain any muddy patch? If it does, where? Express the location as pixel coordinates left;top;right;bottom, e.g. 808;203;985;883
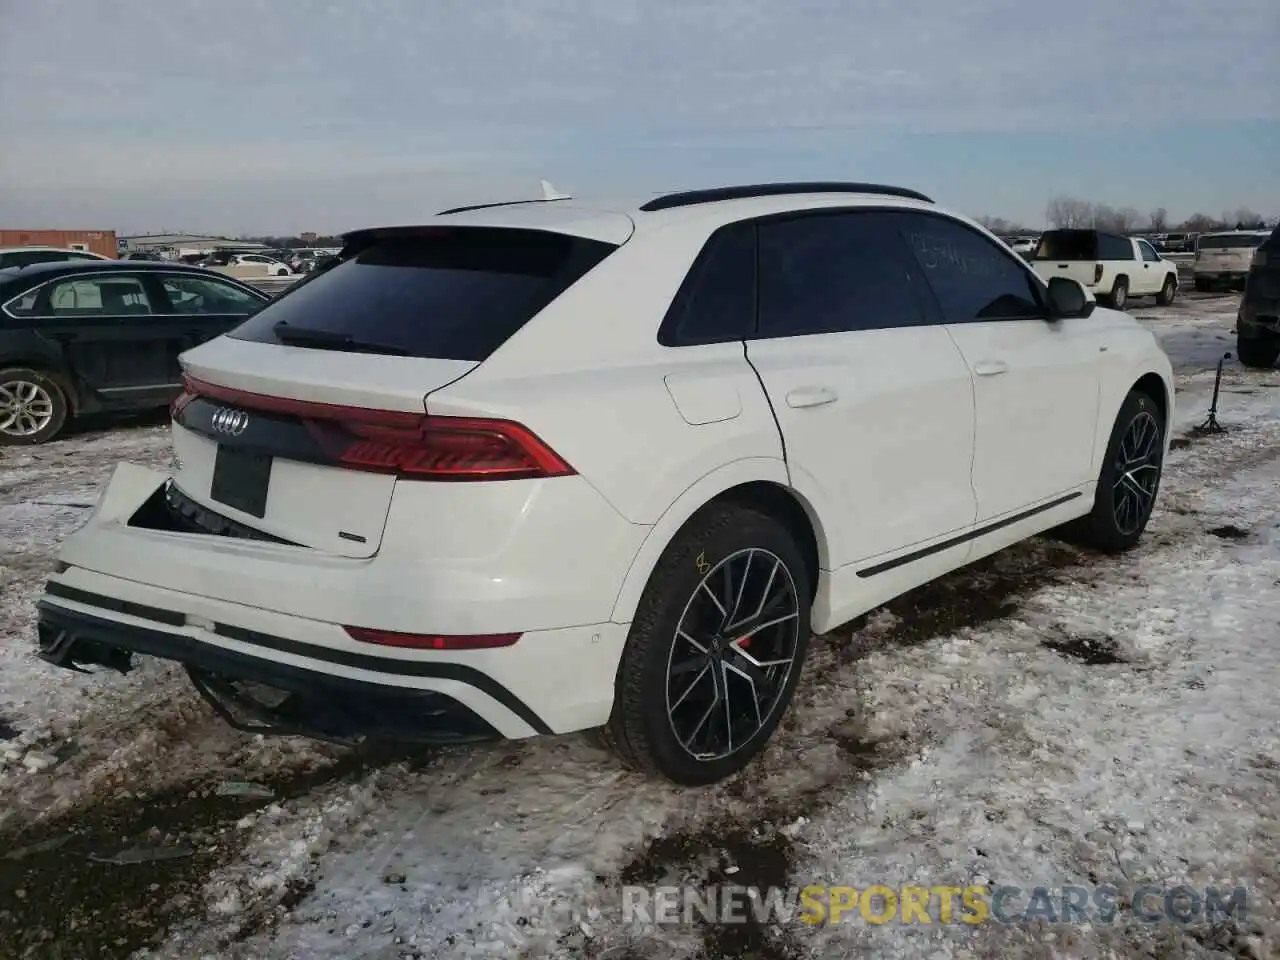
824;536;1085;664
0;746;419;959
1209;524;1250;540
1041;633;1126;666
620;822;802;960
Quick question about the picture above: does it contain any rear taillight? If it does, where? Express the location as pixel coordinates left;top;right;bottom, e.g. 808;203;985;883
170;389;196;418
181;374;574;481
344;626;521;650
316;415;575;481
1094;264;1104;284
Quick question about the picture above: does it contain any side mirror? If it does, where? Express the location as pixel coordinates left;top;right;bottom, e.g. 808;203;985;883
1046;276;1096;319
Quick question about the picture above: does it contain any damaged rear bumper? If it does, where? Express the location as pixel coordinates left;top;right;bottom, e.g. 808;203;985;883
37;594;503;745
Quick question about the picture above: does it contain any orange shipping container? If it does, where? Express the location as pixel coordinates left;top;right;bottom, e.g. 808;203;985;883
0;229;118;259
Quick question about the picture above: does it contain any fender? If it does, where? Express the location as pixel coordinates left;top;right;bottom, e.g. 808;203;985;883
610;456;798;623
1092;358;1175;469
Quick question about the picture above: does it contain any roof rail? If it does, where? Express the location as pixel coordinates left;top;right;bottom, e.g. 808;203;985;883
639;181;933;212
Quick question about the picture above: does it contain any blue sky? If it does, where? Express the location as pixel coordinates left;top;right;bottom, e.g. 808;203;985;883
0;0;1276;234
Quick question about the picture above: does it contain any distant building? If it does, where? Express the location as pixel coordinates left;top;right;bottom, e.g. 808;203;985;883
119;234;268;258
0;229;118;259
300;232;318;245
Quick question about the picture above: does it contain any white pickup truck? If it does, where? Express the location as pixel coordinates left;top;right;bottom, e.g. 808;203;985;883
1031;229;1179;309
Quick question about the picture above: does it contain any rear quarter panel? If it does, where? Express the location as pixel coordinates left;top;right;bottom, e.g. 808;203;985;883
425;223;789;527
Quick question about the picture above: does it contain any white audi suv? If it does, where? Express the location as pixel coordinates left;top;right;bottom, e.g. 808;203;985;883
37;183;1174;784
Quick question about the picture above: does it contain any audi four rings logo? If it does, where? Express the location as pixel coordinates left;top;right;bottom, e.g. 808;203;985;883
211;407;250;436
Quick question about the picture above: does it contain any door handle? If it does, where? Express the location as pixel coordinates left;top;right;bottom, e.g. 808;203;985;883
973;360;1008;377
785;386;838;408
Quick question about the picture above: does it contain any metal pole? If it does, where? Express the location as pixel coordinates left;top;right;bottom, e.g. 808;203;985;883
1196;351;1231;434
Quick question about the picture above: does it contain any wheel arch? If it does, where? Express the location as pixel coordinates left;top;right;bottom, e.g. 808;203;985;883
609;459;831;624
0;357;79;413
1131;371;1171;427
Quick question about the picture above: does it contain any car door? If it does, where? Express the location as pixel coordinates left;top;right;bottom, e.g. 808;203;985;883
12;272;182;405
893;211;1102;523
150;272;267;356
1137;239;1165;290
744;210;977;570
1132;238;1163;294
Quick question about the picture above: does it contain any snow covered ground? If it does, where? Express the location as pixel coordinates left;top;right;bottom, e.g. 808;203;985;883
1;296;1276;959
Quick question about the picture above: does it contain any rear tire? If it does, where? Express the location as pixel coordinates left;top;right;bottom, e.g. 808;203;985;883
1156;275;1177;306
1107;277;1129;310
1062;390;1164;553
602;502;811;785
0;368;70;446
1237;333;1279;370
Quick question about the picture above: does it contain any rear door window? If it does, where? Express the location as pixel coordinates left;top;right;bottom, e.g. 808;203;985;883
756;211;929;337
229;228;616;361
160;274;263;315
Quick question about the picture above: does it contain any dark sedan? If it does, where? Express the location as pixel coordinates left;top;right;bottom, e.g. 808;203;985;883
0;260;269;444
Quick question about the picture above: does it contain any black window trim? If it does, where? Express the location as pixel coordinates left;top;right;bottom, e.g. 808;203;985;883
657;204;1051;347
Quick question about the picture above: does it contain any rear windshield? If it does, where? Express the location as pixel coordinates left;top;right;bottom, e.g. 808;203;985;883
1198;233;1267;250
1033;231;1097;261
228;227;616;361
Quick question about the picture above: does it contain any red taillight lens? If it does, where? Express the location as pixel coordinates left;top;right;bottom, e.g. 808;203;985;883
323;416;575;481
344;626;521;650
1094;264;1104;284
180;374;575;482
170;389;196;418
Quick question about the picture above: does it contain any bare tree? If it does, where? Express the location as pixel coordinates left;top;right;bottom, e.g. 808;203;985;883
1148;208;1168;233
1045;196;1094;229
1114;207;1144;235
1228;207;1265;229
1180;213;1223;233
975;215;1030;236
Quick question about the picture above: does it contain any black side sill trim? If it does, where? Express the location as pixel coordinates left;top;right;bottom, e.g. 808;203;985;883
38;587;554;735
856;492;1083;579
46;581;187;627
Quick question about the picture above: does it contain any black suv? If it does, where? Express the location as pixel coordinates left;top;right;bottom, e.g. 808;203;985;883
0;260;269;444
1239;224;1280;369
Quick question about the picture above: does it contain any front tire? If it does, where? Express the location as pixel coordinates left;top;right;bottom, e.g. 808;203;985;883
0;368;70;446
1108;277;1129;310
602;503;811;785
1237;333;1279;369
1064;390;1164;552
1156;275;1177;306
